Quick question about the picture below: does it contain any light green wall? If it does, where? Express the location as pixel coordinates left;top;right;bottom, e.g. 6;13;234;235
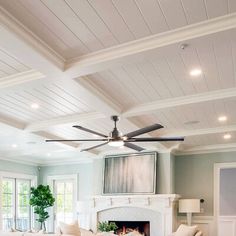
0;159;39;176
39;162;93;201
175;151;236;216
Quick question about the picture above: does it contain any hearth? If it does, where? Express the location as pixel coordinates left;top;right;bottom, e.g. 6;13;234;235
109;221;150;236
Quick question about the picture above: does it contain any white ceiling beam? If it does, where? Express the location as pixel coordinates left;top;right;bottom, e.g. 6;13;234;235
164;124;236;137
0;7;65;77
0;70;44;89
0;113;25;130
66;13;236;78
123;87;236;117
25;111;106;132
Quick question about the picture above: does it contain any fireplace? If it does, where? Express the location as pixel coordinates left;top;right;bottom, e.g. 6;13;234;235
90;194;179;236
109;221;150;236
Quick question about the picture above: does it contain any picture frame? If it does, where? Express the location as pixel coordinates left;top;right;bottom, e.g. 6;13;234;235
103;152;157;195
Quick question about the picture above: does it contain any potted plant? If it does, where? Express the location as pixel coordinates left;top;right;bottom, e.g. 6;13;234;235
98;221;118;234
29;185;55;231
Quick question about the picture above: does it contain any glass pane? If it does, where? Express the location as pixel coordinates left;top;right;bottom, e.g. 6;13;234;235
18;181;30;195
56;182;64;194
2;179;14;231
16;180;31;231
54;180;75;227
65;182;73;194
2;180;13;194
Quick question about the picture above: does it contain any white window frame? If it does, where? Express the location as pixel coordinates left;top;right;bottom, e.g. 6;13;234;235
47;174;77;232
0;171;37;230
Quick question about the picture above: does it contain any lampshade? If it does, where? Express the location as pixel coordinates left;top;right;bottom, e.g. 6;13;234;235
179;199;200;213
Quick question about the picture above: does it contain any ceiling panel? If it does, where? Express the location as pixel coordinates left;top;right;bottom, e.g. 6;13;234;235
87;31;236;110
129;98;236;133
0;48;30;78
0;0;234;59
0;80;94;123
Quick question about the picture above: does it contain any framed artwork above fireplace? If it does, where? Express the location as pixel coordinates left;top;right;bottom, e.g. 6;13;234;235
103;152;157;195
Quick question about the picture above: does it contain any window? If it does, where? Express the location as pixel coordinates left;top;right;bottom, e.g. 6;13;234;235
0;172;36;231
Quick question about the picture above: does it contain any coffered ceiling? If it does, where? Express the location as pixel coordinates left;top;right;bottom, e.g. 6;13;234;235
1;0;236;165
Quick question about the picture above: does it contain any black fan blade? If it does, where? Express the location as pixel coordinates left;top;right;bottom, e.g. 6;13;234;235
73;125;108;138
127;137;184;142
81;142;109;152
124;124;163;138
124;142;145;152
46;138;108;142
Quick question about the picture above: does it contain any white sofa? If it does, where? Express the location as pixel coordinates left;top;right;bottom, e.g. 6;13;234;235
0;228;95;236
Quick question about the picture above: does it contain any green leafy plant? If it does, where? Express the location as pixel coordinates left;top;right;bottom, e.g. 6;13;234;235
98;221;118;232
29;185;55;231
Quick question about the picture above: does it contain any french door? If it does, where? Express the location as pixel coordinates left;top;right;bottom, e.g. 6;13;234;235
2;178;31;231
53;179;76;227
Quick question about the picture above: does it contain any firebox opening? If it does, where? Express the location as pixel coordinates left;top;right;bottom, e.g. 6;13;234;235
108;221;150;236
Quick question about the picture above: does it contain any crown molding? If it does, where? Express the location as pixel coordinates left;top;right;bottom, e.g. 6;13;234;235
65;13;236;78
25;111;106;132
164;124;236;137
173;143;236;156
0;70;44;89
123;87;236;117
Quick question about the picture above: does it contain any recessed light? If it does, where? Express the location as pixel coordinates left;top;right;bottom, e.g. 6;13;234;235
93;134;99;137
31;103;39;109
11;144;18;148
218;116;227;122
223;134;231;140
190;69;202;77
47;153;51;157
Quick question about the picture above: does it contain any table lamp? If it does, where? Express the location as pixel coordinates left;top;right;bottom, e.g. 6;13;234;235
179;199;200;226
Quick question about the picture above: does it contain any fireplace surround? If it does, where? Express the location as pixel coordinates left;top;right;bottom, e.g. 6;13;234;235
90;194;180;236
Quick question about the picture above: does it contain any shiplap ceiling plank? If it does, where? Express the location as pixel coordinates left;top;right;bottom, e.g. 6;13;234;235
205;0;228;18
64;0;118;48
213;34;235;89
0;0;74;59
111;0;151;39
19;0;89;58
181;0;207;24
41;0;104;52
134;0;169;34
87;0;134;44
228;0;236;13
180;47;209;93
157;0;187;29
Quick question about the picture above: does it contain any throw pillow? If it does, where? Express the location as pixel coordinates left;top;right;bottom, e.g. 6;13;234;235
195;231;203;236
59;221;81;236
175;224;198;236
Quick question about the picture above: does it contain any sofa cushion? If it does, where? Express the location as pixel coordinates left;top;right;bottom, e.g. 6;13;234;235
59;221;81;236
175;224;198;236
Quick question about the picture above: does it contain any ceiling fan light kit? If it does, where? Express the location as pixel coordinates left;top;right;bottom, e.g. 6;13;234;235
46;115;184;152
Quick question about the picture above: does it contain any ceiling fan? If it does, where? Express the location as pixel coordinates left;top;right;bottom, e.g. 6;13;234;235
46;115;184;152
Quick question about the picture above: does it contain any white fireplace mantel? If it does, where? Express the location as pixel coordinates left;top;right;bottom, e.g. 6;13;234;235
90;194;180;236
